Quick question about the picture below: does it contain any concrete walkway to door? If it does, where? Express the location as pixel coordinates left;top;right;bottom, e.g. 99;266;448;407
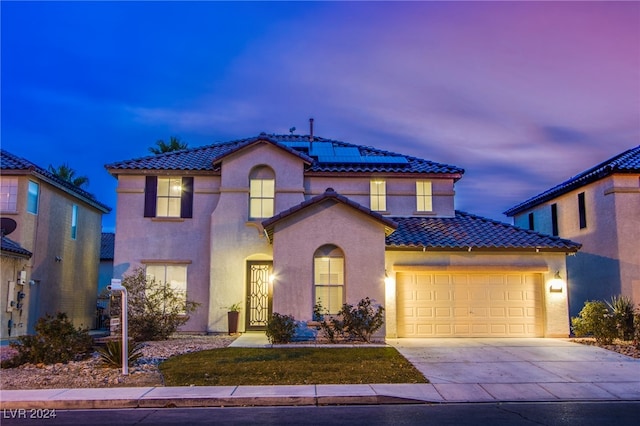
387;338;640;402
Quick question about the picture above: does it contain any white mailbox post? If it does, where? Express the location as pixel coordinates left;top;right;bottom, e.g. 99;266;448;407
109;279;129;375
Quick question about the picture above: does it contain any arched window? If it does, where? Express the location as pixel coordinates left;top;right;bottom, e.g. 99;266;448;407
249;166;275;219
314;245;344;314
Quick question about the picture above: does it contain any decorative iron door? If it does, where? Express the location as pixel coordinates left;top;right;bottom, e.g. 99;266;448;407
246;261;272;330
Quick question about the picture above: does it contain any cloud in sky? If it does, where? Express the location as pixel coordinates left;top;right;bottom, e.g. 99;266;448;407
2;1;638;231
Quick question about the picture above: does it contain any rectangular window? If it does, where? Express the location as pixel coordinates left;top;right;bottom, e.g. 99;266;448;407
145;264;188;313
314;256;344;315
71;204;78;240
370;180;386;211
528;212;534;231
416;180;433;212
578;192;587;229
0;177;18;212
551;203;559;236
27;181;39;214
249;178;275;219
144;176;193;219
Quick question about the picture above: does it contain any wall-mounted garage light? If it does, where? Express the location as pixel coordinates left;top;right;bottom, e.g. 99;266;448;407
549;271;564;293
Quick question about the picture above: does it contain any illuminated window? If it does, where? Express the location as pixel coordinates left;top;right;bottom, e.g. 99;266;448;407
144;176;193;219
416;180;432;212
145;264;188;313
0;177;18;212
27;181;39;214
370;179;386;211
249;166;275;219
314;245;344;315
157;177;183;217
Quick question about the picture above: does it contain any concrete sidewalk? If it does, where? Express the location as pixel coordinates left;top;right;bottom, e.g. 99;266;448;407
1;335;639;409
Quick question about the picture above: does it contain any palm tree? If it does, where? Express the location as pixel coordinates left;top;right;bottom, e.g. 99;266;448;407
149;136;189;155
48;163;90;188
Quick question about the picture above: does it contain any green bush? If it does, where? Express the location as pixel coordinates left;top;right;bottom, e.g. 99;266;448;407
111;267;200;341
314;297;385;343
265;313;297;344
571;301;617;345
606;295;635;341
6;312;93;366
97;340;144;368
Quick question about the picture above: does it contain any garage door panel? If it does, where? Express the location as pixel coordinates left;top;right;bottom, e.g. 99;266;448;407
398;271;543;337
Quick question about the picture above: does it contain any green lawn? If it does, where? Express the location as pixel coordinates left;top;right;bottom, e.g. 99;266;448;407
159;347;428;386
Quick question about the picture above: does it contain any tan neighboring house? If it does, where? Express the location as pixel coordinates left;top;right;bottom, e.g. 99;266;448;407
0;149;111;334
106;132;580;339
505;145;640;318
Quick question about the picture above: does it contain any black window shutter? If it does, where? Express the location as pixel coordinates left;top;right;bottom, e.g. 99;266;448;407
144;176;158;217
181;177;193;218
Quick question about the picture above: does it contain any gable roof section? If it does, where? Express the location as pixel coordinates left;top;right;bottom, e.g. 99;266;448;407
1;149;111;213
505;145;640;216
387;211;580;252
1;236;32;258
262;188;398;242
100;232;115;261
105;134;464;178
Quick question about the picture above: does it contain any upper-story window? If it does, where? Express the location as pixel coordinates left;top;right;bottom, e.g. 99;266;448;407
578;192;587;229
0;177;18;212
71;204;78;240
144;176;193;219
27;181;39;215
551;203;559;236
416;180;433;212
314;244;344;315
528;212;535;231
370;179;386;211
249;166;275;220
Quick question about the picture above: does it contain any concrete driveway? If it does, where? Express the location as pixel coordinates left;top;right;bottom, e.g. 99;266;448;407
388;338;640;402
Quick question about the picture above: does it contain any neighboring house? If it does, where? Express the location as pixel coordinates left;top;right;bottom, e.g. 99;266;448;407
0;149;111;333
1;231;32;339
98;232;115;295
106;132;580;338
505;146;640;318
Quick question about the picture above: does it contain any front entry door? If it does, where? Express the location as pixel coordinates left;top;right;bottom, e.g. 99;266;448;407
246;261;272;330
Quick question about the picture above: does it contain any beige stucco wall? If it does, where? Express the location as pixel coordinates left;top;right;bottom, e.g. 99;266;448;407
270;201;387;326
0;255;31;339
383;250;570;337
513;174;640;317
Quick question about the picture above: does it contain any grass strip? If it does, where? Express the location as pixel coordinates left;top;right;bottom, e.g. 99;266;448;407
159;347;428;386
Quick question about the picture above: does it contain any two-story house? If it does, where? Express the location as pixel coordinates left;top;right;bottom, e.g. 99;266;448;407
106;132;580;338
0;150;111;334
505;145;639;318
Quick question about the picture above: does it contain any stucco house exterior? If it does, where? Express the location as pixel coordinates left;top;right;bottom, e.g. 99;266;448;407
0;149;111;333
1;233;32;339
106;133;580;338
505;145;640;318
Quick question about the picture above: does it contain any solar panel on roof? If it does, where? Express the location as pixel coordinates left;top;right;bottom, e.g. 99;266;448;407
309;142;336;157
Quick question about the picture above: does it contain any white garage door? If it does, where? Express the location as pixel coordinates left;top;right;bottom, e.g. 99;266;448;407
397;272;544;337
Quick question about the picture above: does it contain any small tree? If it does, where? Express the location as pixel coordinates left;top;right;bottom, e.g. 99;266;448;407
265;313;297;344
112;267;199;341
571;300;617;345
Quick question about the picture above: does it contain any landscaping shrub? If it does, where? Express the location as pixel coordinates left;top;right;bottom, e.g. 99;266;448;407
97;340;144;368
314;297;385;343
606;295;636;341
571;300;617;345
111;267;200;341
634;312;640;349
6;312;93;366
265;313;296;344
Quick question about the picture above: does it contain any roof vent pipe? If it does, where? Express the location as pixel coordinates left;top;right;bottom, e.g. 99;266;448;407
309;118;314;142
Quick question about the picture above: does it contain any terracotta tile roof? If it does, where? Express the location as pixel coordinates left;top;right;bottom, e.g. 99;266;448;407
262;188;398;242
505;145;640;216
105;134;464;177
100;232;115;260
1;236;32;258
1;149;111;213
386;212;581;252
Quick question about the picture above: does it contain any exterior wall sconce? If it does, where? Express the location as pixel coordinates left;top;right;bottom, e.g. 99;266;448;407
549;271;564;293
